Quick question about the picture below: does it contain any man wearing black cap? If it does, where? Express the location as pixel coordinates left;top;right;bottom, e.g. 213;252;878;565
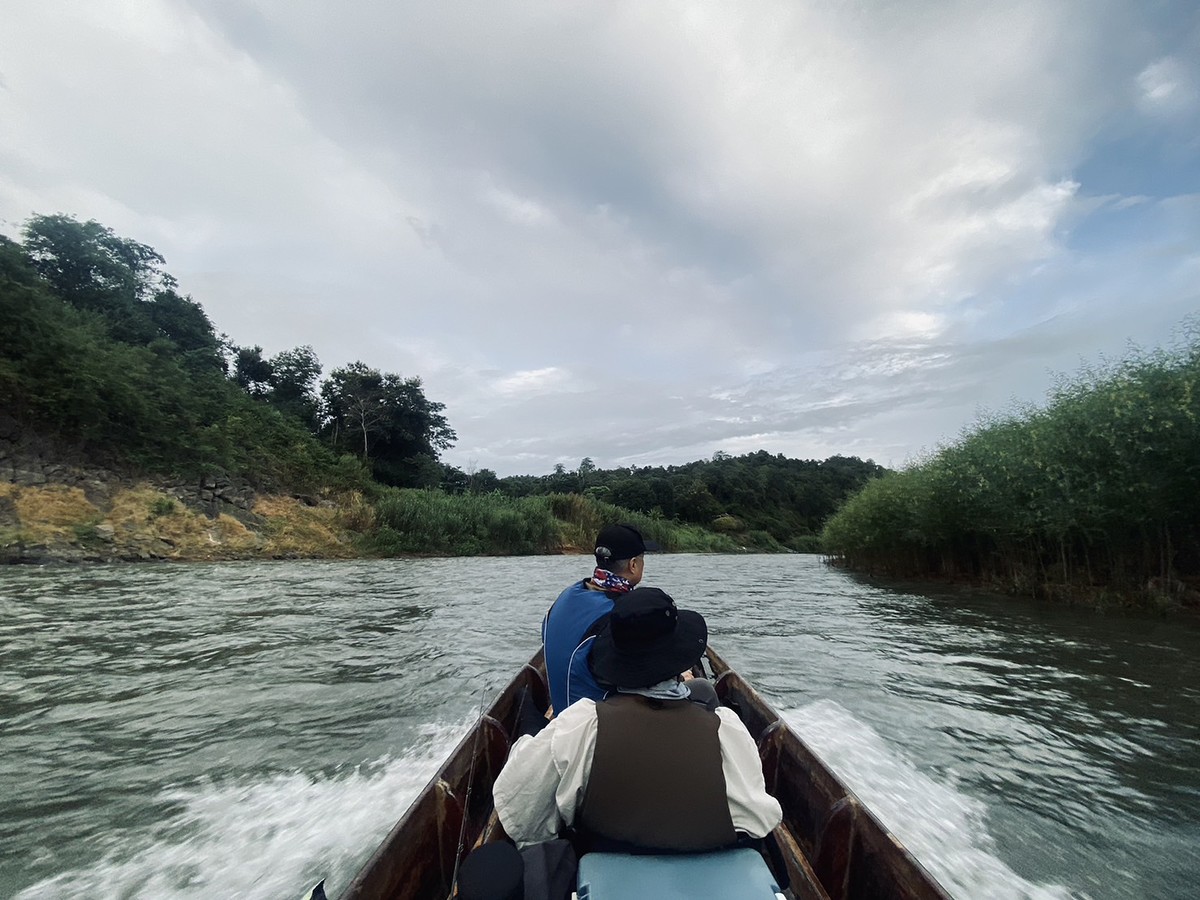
498;587;782;851
541;523;657;713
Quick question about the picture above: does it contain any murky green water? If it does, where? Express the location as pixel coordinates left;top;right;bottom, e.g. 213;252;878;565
1;556;1197;898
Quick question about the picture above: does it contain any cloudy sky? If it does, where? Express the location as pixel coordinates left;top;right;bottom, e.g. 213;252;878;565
2;1;1197;476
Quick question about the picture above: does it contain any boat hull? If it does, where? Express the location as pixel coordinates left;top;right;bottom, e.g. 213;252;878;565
340;648;950;900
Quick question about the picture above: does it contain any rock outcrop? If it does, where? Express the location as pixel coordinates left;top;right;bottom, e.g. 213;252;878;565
0;426;355;564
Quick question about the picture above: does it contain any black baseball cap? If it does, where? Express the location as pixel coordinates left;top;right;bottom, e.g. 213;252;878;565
594;524;661;563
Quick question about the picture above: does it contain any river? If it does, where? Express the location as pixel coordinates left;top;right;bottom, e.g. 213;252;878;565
1;555;1197;899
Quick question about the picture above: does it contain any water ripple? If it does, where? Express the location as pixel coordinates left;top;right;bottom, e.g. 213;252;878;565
1;555;1198;899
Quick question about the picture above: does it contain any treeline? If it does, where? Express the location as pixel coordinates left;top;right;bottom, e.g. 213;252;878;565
1;212;878;557
451;452;887;551
1;214;452;492
822;330;1200;606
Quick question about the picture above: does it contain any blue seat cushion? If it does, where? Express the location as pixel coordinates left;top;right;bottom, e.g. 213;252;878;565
577;847;783;900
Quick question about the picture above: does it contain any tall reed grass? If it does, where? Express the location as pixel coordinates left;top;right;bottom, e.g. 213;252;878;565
361;489;741;557
822;325;1200;607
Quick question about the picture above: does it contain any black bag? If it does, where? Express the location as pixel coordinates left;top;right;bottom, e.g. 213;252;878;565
456;839;577;900
520;839;578;900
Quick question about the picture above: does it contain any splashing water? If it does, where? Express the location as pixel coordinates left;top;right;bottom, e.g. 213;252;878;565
15;722;467;900
784;701;1075;900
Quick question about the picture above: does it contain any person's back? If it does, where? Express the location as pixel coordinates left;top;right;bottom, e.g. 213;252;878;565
497;588;782;851
542;524;654;712
579;692;736;852
542;579;615;713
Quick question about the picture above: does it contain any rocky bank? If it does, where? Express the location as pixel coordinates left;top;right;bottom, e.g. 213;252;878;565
0;429;361;564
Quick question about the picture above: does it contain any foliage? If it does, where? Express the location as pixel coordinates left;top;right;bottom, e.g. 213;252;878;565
266;344;322;429
21;215;223;371
149;496;177;517
233;344;273;397
320;361;457;487
361;489;741;557
822;328;1200;604
2;212;471;501
0;223;356;492
481;451;884;548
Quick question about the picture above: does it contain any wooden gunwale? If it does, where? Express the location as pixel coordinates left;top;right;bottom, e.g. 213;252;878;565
706;647;950;900
341;647;950;900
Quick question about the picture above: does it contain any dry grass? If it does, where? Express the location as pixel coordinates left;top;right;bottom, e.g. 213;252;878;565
107;487;181;532
10;485;102;540
335;491;376;532
0;482;356;560
105;488;261;558
252;495;355;558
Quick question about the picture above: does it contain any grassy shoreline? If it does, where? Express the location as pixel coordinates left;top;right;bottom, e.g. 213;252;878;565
0;480;753;565
821;328;1200;614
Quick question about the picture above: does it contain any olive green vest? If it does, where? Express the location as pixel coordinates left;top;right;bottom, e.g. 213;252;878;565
579;694;738;852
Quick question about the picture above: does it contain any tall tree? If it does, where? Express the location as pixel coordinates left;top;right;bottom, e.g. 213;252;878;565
577;457;596;491
21;214;173;344
233;345;273;397
268;345;322;429
146;289;223;371
320;362;456;486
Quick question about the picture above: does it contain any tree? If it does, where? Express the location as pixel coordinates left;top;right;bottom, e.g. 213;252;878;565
548;463;575;493
146;289;223;371
321;362;383;458
268;345;322;429
674;478;722;524
470;467;500;494
21;214;173;344
233;345;273;397
320;361;457;486
577;456;597;491
441;463;469;494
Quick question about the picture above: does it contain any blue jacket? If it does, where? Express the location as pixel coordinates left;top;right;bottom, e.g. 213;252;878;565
542;580;615;712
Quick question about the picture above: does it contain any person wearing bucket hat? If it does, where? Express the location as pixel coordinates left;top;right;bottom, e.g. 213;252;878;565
541;523;661;713
588;587;708;691
495;588;781;853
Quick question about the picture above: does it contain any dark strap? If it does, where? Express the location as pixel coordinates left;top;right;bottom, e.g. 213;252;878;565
579;695;737;852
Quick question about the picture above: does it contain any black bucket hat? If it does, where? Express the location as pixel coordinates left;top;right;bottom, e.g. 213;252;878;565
590;587;708;689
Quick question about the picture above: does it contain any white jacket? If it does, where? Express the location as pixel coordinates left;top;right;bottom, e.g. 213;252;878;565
492;698;783;847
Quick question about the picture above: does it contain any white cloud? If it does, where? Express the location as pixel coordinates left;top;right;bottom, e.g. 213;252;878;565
1137;56;1198;115
1;0;1196;475
493;367;572;397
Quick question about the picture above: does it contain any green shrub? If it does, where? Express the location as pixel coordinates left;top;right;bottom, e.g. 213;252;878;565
149;497;176;517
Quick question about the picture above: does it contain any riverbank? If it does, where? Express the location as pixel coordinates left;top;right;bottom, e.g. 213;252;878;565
0;447;746;564
0;478;360;564
821;332;1200;614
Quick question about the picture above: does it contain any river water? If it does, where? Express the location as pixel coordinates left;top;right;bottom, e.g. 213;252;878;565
1;555;1197;899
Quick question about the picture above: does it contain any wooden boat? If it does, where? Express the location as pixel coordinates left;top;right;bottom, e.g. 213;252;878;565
339;647;952;900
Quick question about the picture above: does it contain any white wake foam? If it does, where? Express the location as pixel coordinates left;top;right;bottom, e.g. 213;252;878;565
17;721;468;900
783;699;1078;900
